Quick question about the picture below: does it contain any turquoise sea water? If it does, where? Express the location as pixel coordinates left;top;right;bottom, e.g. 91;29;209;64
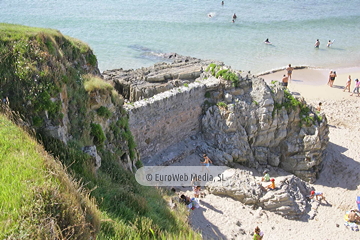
1;0;360;74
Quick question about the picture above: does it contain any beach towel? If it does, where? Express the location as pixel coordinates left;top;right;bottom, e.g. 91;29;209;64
357;196;360;211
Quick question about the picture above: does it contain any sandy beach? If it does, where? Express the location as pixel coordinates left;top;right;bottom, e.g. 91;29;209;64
175;67;360;239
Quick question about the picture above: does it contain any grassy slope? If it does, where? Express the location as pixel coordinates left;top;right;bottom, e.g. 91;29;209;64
0;111;99;239
0;23;200;239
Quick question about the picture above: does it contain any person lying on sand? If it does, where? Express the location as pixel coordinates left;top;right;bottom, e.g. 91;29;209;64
310;190;325;201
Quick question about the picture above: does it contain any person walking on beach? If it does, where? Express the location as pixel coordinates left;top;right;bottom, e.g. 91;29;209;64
343;75;351;92
201;153;213;172
282;74;289;88
350;78;360;96
286;64;294;80
328;70;337;87
314;39;320;48
221;1;224;6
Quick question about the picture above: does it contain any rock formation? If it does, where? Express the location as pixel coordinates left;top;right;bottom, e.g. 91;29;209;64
206;168;314;219
105;54;329;182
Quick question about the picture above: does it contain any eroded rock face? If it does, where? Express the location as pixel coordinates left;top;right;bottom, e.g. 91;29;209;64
114;53;329;182
103;56;223;102
206;169;313;219
201;78;329;182
259;176;312;219
82;145;102;170
206;169;262;205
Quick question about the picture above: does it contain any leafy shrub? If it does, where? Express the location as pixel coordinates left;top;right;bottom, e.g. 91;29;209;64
206;64;239;87
90;123;105;146
205;63;217;76
96;106;112;118
86;54;97;67
217;101;227;109
135;160;143;169
32;116;43;127
204;91;211;98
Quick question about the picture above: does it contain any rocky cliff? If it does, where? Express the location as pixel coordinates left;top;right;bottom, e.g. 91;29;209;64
104;56;329;182
0;24;138;172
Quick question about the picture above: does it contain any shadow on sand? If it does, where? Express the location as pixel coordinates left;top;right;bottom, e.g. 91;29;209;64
191;201;226;239
315;141;360;190
331;84;345;89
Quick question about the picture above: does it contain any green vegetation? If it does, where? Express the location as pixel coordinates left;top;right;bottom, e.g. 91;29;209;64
0;112;99;239
0;24;200;239
217;101;227;109
37;122;199;240
272;89;323;126
0;23;97;127
206;63;240;87
97;106;112;118
184;83;189;87
83;74;113;92
90;123;106;146
204;91;211;98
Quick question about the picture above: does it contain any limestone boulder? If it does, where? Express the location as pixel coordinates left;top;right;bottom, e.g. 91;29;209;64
206;169;313;219
82;145;102;170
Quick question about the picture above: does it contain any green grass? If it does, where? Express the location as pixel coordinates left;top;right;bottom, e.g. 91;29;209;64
217;101;227;108
0;112;99;239
83;74;113;92
206;63;239;87
97;106;112;118
0;23;201;239
0;111;200;239
272;89;323;126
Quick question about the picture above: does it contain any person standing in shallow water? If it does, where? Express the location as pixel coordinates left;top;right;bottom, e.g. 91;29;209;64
314;39;320;48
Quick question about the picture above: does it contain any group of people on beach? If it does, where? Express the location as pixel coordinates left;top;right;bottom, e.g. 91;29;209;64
178;153;213;211
343;75;360;97
327;71;360;96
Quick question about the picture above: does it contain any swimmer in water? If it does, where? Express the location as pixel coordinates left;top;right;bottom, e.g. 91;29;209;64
327;40;333;47
314;39;320;48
